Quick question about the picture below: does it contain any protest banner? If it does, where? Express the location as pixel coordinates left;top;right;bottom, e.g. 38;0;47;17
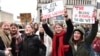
73;5;95;24
41;0;64;19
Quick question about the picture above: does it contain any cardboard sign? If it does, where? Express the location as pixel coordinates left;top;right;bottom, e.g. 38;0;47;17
73;6;95;24
41;0;64;19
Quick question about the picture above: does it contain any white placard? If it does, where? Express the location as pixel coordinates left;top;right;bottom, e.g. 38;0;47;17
73;6;95;24
41;0;64;19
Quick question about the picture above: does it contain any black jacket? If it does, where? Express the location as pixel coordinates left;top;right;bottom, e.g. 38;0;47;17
20;34;46;56
0;50;5;56
42;19;73;56
0;37;6;56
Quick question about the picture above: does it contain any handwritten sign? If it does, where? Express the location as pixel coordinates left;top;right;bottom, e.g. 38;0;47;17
73;6;95;24
41;0;64;19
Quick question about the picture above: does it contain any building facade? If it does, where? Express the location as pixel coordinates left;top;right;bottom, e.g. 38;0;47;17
37;0;97;24
0;10;13;23
63;0;96;18
37;0;53;23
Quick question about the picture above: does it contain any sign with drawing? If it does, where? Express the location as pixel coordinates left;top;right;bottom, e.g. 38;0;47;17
41;0;64;19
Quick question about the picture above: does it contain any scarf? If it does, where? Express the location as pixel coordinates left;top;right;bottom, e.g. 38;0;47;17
11;33;22;52
0;30;12;48
52;30;69;56
0;30;12;56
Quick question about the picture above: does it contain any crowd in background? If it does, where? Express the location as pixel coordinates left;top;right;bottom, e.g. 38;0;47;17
0;10;100;56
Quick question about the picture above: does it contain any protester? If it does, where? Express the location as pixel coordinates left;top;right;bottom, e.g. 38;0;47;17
19;23;46;56
42;10;73;56
34;23;39;33
92;32;100;56
69;19;98;56
36;23;52;56
10;23;22;56
0;21;12;56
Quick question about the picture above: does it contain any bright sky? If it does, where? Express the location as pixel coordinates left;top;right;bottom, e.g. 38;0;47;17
1;0;100;21
0;0;37;21
98;0;100;2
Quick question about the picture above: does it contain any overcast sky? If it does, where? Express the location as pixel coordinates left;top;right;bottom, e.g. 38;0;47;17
98;0;100;2
1;0;100;21
0;0;37;21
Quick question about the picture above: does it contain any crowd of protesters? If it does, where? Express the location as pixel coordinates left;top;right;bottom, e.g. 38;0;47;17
0;10;100;56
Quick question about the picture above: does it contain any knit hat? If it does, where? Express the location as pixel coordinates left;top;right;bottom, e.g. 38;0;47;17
74;26;85;35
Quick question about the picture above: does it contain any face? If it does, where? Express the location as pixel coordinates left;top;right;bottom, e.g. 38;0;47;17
63;9;68;17
25;24;34;34
73;31;81;41
54;24;63;33
1;22;10;34
39;25;44;33
10;25;18;34
34;23;38;29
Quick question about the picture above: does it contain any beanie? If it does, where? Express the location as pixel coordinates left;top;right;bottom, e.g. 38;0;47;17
74;26;85;35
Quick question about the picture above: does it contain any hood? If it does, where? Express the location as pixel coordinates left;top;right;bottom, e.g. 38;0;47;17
70;26;85;44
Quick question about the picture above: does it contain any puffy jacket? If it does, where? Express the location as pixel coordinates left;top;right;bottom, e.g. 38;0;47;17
20;34;46;56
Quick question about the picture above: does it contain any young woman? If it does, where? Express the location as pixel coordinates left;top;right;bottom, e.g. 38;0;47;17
36;23;52;56
19;23;46;56
34;23;39;33
92;32;100;56
42;15;73;56
69;20;98;56
10;23;22;56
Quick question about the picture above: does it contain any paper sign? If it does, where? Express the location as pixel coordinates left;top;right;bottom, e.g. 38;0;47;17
41;0;64;19
73;6;95;24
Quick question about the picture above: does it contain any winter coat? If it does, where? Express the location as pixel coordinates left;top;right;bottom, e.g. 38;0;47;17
20;33;46;56
92;32;100;53
69;21;98;56
11;33;22;56
42;19;73;56
0;30;12;56
36;31;52;56
0;50;5;56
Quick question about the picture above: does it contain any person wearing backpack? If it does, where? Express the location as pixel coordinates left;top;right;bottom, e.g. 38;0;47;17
92;32;100;56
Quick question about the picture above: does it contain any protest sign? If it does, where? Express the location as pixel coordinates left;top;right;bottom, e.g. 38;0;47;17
41;0;64;19
73;5;95;24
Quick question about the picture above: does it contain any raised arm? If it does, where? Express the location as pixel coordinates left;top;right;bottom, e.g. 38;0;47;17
63;18;73;44
85;20;98;45
42;20;53;38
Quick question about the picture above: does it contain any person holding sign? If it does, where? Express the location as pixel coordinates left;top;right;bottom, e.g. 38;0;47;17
69;17;98;56
42;9;73;56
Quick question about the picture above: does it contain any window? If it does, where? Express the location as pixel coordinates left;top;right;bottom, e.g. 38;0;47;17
66;0;92;5
87;1;91;5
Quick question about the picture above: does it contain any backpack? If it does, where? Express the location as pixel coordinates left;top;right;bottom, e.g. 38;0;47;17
92;37;100;53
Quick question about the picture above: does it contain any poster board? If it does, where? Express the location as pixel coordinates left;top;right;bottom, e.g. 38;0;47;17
41;0;64;19
73;5;95;24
